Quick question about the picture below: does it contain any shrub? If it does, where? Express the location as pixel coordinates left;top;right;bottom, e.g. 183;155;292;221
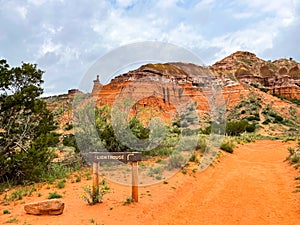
167;153;185;169
291;155;300;164
189;152;199;163
287;144;300;165
3;209;10;214
81;179;110;205
48;191;62;199
62;134;77;149
155;175;162;180
148;166;163;177
245;123;256;132
56;180;66;189
123;197;135;205
226;120;249;136
197;136;207;151
220;141;234;153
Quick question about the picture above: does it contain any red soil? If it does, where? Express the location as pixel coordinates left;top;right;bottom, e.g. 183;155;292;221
1;140;300;225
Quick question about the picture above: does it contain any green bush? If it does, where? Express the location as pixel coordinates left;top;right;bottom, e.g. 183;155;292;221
56;180;66;189
245;123;256;132
62;134;78;151
3;209;10;214
48;191;62;199
189;152;199;163
262;119;270;125
81;179;110;205
167;153;185;169
197;136;207;151
148;166;163;177
226;120;253;136
220;141;234;153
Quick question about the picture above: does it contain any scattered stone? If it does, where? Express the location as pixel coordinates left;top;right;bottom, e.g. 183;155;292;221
24;199;64;215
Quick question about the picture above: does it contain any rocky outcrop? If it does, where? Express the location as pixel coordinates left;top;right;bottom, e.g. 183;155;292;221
93;62;253;123
95;63;214;121
91;75;103;97
210;51;300;100
24;199;65;215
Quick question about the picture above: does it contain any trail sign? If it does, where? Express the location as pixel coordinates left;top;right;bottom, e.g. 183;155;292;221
84;152;142;163
85;152;142;202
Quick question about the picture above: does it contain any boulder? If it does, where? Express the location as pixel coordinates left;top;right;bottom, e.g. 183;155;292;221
24;199;64;215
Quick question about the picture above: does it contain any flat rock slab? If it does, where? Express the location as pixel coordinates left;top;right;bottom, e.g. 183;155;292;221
24;199;64;215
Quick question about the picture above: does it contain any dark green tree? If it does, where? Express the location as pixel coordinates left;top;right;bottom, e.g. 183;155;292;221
0;59;57;183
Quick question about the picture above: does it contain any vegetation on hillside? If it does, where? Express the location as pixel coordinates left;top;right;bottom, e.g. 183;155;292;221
0;59;60;183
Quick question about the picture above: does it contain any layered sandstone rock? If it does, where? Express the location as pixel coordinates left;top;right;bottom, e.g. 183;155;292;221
210;51;300;100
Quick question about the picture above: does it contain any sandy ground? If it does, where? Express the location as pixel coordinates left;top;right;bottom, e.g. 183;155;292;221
1;140;300;225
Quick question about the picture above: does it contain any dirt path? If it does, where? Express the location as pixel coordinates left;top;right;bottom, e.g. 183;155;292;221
152;140;300;225
1;140;300;225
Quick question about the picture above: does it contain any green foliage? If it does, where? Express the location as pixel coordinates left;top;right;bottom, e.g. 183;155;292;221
65;123;73;131
250;83;259;88
148;166;163;177
62;134;79;152
56;179;66;189
48;191;62;199
41;163;77;183
123;196;135;205
3;186;37;202
180;102;199;129
286;142;300;166
81;179;110;205
272;93;300;106
220;140;234;153
189;151;199;163
0;59;57;183
142;147;174;157
89;218;101;225
6;218;18;223
167;153;185;169
3;209;10;214
196;136;207;151
226;120;255;136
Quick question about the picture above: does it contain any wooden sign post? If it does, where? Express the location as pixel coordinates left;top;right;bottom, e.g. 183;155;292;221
92;162;99;197
84;152;142;202
132;161;139;202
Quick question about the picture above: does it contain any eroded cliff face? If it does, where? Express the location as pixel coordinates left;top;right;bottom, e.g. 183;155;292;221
210;51;300;99
90;51;300;128
93;62;251;123
45;51;300;135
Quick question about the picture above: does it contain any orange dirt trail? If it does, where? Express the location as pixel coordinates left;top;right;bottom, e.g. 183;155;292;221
1;140;300;225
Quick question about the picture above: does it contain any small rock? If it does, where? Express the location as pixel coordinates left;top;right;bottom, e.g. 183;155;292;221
24;199;64;215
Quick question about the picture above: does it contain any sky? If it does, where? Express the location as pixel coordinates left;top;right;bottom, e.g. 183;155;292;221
1;0;300;96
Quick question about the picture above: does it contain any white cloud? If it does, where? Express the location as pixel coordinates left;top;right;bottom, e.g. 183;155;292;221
38;39;62;57
158;0;181;8
115;0;137;8
205;0;298;61
16;6;28;19
233;12;253;19
196;0;215;9
27;0;47;6
1;0;300;95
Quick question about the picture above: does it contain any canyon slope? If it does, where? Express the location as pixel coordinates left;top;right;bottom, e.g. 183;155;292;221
46;51;300;136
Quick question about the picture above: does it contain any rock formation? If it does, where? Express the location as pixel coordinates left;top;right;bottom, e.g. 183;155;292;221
91;75;103;97
87;51;300;127
24;199;65;215
210;51;300;99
